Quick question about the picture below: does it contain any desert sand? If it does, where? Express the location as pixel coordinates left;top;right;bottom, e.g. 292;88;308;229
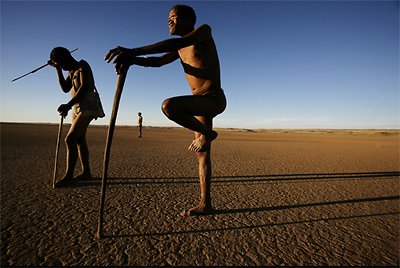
1;123;399;266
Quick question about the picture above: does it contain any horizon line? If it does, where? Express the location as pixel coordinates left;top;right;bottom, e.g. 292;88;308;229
1;121;399;131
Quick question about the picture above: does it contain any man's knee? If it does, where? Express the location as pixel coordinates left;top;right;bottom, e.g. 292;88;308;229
161;98;177;118
76;136;87;147
65;133;77;146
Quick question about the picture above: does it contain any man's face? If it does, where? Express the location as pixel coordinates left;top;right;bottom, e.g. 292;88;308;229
168;8;179;35
168;7;188;36
55;59;71;71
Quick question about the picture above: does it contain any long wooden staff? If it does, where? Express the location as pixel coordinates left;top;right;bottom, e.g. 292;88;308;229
11;48;78;82
97;68;129;239
52;115;64;188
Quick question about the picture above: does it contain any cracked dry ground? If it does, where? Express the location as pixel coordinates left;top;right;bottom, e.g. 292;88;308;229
1;123;399;266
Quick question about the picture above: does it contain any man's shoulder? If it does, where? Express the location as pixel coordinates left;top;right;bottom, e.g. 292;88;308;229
190;24;213;43
78;59;90;67
196;24;212;32
78;60;92;71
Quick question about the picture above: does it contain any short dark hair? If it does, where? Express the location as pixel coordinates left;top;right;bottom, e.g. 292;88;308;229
173;5;196;25
50;47;71;63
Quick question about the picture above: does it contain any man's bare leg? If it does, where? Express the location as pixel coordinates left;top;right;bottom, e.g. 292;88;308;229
181;116;213;216
75;130;93;180
138;126;142;138
57;113;92;185
162;94;225;152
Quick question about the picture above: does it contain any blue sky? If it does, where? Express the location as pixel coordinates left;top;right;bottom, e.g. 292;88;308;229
1;0;399;129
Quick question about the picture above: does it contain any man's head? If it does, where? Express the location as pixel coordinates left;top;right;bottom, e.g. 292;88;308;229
50;47;75;71
138;112;142;116
169;5;196;36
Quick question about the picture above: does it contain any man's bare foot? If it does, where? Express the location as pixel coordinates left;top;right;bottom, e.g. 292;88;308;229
180;204;213;216
74;172;92;180
55;174;75;188
188;131;218;152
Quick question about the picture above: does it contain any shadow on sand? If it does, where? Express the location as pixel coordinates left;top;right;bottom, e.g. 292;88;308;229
104;199;399;239
64;171;400;239
65;171;400;188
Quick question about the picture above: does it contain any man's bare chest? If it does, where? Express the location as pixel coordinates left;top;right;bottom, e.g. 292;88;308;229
178;45;198;62
69;70;82;92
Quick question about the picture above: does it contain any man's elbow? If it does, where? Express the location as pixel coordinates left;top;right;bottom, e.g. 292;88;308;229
154;58;170;68
153;62;163;68
61;86;70;93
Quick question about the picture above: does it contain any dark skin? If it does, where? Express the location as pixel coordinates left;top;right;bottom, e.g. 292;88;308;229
105;6;226;215
138;112;143;138
48;55;95;186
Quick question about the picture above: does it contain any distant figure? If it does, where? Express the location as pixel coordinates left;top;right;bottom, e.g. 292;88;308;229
105;5;226;216
138;112;143;138
48;47;105;187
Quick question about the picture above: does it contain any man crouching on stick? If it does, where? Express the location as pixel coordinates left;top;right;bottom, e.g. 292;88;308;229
105;4;227;216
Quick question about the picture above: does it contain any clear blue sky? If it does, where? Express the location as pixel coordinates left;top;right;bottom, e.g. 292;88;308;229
1;0;399;129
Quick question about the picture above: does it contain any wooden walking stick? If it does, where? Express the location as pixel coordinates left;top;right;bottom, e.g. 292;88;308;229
53;115;64;188
97;68;129;239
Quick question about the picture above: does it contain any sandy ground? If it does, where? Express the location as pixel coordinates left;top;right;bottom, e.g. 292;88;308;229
1;123;399;266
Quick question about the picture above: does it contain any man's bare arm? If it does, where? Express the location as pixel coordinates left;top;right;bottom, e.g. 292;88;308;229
136;24;212;56
48;60;72;92
58;68;72;93
105;24;212;65
133;51;180;68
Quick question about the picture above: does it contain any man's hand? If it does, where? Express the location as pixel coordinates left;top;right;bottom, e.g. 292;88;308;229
57;104;70;118
104;46;136;74
47;60;59;69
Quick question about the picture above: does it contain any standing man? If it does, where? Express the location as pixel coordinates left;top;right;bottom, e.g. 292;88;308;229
105;4;226;215
48;47;105;187
138;112;143;138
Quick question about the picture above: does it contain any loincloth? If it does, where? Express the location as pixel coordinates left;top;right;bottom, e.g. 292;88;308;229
199;88;227;116
200;87;224;97
74;89;105;119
